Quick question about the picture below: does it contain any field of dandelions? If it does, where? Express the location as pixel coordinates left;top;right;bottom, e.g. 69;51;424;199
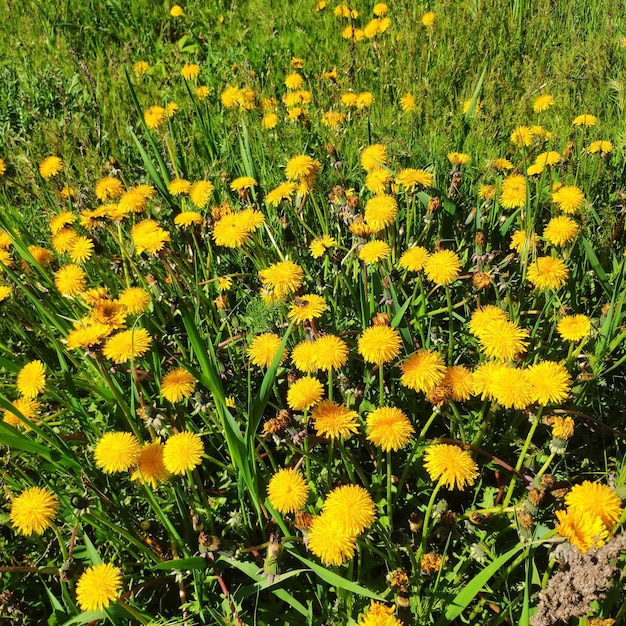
1;0;626;624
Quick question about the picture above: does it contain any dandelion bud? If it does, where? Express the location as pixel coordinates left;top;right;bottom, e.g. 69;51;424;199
427;196;441;213
472;271;492;290
372;312;391;326
475;231;486;247
420;552;443;575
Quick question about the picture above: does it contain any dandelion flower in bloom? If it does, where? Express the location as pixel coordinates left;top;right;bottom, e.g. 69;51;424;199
247;333;286;368
396;168;434;191
285;155;320;182
213;212;253;248
16;360;46;399
510;229;539;255
423;444;479;490
572;114;597;127
76;563;123;612
287;376;324;411
323;484;376;535
565;481;624;531
358;601;403;626
133;61;149;75
313;335;349;371
267;468;309;514
308;513;357;566
174;211;203;227
0;285;11;302
144;105;167;128
588;140;613;154
493;158;514;172
285;72;304;90
365;169;392;195
50;211;77;234
259;260;304;300
424;249;461;285
170;4;183;17
361;144;387;172
53;229;77;255
542;216;578;247
366;407;414;452
500;174;527;209
196;85;209;99
552;185;584;214
400;92;415;112
3;398;41;429
131;219;171;254
526;361;571;405
463;98;483;115
447;152;470;166
358;325;401;365
288;294;326;323
475;318;529;361
39;156;63;179
181;63;200;80
131;440;170;488
55;264;87;297
95;177;124;202
359;240;391;263
309;234;336;258
118;286;150;315
261;112;279;129
555;508;608;553
292;340;319;373
69;236;94;264
161;368;196;403
557;315;591;342
400;350;446;393
421;11;435;26
527;256;569;290
510;126;534;147
533;94;555;112
442;365;474;402
552;416;575;440
487;364;534;409
163;431;204;475
168;178;191;196
265;182;298;207
311;400;359;439
9;487;58;536
399;246;429;271
0;157;6;177
94;432;141;473
102;327;152;363
364;195;397;231
189;180;213;208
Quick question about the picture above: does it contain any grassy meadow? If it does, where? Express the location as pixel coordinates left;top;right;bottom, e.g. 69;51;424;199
1;0;626;623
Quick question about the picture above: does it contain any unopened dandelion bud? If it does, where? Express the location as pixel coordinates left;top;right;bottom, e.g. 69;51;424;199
475;231;486;247
372;312;390;326
427;196;441;213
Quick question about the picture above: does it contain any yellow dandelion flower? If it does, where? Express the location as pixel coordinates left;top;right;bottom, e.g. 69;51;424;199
462;98;483;115
292;340;319;373
572;114;597;127
285;72;304;90
55;264;86;297
308;513;356;566
247;333;286;368
400;92;415;112
161;367;196;403
551;185;584;214
131;220;170;254
447;152;470;166
527;256;569;290
557;315;591;342
131;440;171;488
287;376;324;411
588;140;613;154
285;155;320;181
364;194;397;230
181;63;200;80
95;177;123;202
170;4;183;17
259;260;304;299
510;126;534;147
493;158;514;171
261;112;279;129
189;180;214;208
535;151;561;168
423;444;478;490
267;468;309;514
488;364;534;409
168;178;191;196
94;432;141;473
424;249;461;285
365;169;393;195
102;327;152;362
265;182;298;207
65;323;109;350
118;286;150;315
163;431;204;475
16;360;46;399
533;94;555;112
510;229;539;255
421;11;435;26
396;168;434;191
0;285;11;302
398;246;429;271
10;487;58;536
68;236;94;264
555;508;608;553
311;400;358;439
400;350;446;393
133;61;149;76
212;212;252;248
3;398;40;429
358;601;403;626
0;157;6;177
50;211;77;234
361;144;387;172
443;366;474;402
526;361;571;405
366;406;414;452
543;216;578;246
39;156;63;179
359;240;391;263
313;335;349;371
475;318;529;360
196;85;209;99
288;294;326;324
552;416;575;440
230;176;257;191
565;481;624;531
76;563;123;612
144;105;167;128
358;325;401;365
500;174;527;209
309;234;336;258
174;211;203;227
323;484;376;535
166;102;178;117
341;92;359;107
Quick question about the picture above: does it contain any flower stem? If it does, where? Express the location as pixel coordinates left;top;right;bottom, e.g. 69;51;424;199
445;285;454;364
379;365;385;407
418;477;443;559
386;450;393;533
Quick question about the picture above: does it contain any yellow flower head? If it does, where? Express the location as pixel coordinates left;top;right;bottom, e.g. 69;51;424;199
526;361;571;405
447;152;470;166
557;314;591;342
551;185;584;214
364;194;397;231
161;368;196;403
267;468;309;514
131;219;171;254
131;440;171;488
358;601;403;626
118;286;150;315
555;508;608;553
399;246;429;271
588;140;613;154
510;126;534;147
400;92;415;112
572;114;597;127
181;63;200;80
527;256;569;290
287;376;324;411
170;4;183;17
313;335;349;371
400;349;446;393
323;484;376;535
144;105;167;128
424;249;461;285
55;264;87;297
311;399;359;439
366;406;414;452
358;325;401;365
102;328;152;363
500;174;527;209
423;444;479;490
533;94;555;112
474;318;529;361
266;182;298;206
76;563;123;611
10;486;59;536
94;432;141;473
95;177;124;202
188;180;213;208
396;168;434;191
421;11;435;26
259;260;304;299
552;416;575;440
309;234;336;258
361;144;387;172
285;155;320;181
39;156;63;179
543;216;578;246
288;294;326;324
565;481;624;531
442;365;474;402
247;333;286;368
308;513;357;566
292;340;319;373
163;431;204;475
133;61;149;76
16;360;46;399
168;178;191;196
359;240;391;263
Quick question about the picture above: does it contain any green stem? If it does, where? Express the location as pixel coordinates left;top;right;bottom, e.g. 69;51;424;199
445;285;454;364
386;450;393;533
328;367;334;402
117;599;151;625
418;409;439;441
418;477;443;558
535;451;555;481
378;365;385;406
